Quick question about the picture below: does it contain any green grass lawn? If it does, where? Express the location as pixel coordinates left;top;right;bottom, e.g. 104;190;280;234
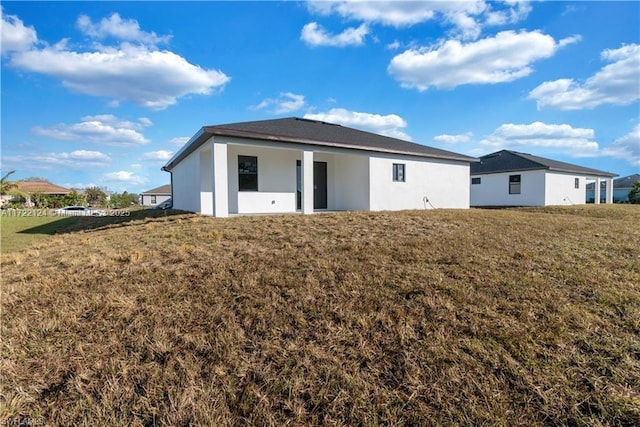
0;208;180;253
0;214;78;253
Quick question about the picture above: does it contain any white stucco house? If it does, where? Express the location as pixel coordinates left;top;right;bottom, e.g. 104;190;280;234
470;150;617;207
162;117;477;217
587;174;639;203
140;184;171;206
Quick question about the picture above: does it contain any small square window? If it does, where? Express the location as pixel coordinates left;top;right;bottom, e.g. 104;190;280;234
509;174;521;194
574;178;580;189
471;177;481;185
393;163;405;182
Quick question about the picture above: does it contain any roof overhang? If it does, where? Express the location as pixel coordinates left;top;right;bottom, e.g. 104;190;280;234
163;127;477;172
472;166;617;178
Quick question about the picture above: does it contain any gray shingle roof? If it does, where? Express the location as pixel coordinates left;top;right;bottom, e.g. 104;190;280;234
614;174;640;188
141;184;171;195
470;150;617;178
163;117;476;171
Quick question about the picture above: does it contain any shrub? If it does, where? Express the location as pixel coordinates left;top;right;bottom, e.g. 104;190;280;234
629;181;640;204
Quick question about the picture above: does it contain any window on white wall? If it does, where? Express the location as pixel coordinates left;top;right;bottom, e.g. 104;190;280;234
471;177;481;185
238;156;258;191
575;178;580;189
151;195;156;204
393;163;405;182
509;175;521;194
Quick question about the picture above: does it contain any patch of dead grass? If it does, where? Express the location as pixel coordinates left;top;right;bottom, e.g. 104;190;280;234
1;206;639;425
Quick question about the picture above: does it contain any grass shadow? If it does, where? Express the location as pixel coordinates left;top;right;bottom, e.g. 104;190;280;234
19;209;189;235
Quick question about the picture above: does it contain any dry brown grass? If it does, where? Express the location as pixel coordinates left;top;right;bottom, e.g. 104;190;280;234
1;206;639;425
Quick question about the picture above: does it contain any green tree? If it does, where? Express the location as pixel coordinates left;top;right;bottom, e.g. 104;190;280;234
63;190;86;207
85;187;107;207
109;191;138;209
629;182;640;204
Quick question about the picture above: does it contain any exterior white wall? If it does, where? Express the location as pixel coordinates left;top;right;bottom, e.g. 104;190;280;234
333;153;370;211
470;170;546;206
544;172;586;205
238;192;296;213
140;194;171;206
171;143;203;213
227;144;299;214
369;155;470;210
169;135;472;214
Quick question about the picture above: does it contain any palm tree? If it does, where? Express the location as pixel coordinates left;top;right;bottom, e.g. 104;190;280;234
0;170;18;195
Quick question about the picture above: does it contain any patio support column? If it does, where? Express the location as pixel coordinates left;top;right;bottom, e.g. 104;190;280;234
213;141;229;217
199;143;213;216
594;178;601;204
605;178;613;204
302;150;314;214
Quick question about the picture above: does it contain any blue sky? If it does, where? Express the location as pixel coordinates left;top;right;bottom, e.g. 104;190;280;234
1;1;638;193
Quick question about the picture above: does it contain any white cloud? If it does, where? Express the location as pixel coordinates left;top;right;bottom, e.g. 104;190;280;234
602;125;640;166
63;182;98;190
301;22;368;47
2;150;111;170
1;6;37;55
480;121;599;157
77;13;171;46
103;171;146;185
11;43;229;110
434;132;473;144
388;30;579;90
307;1;478;28
386;40;401;50
65;150;111;161
33;115;151;146
169;136;190;147
306;1;530;40
528;43;640;110
252;92;306;114
141;150;173;161
4;11;229;109
485;1;532;26
304;108;411;140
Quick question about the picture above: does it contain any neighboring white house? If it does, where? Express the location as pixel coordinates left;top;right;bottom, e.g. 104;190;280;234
140;184;171;206
587;174;639;203
470;150;617;207
162;117;477;217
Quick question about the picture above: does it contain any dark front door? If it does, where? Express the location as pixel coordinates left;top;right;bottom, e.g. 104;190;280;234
296;160;301;210
296;160;328;210
314;161;327;209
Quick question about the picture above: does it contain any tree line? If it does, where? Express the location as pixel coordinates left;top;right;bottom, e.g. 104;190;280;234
1;171;139;209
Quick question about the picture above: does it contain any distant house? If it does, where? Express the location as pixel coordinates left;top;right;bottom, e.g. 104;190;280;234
140;184;171;206
587;174;640;203
162;117;476;217
470;150;617;207
2;181;71;207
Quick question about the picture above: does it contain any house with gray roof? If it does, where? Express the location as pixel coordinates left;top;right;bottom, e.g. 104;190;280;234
586;174;640;203
470;150;617;207
162;117;477;216
140;184;172;206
